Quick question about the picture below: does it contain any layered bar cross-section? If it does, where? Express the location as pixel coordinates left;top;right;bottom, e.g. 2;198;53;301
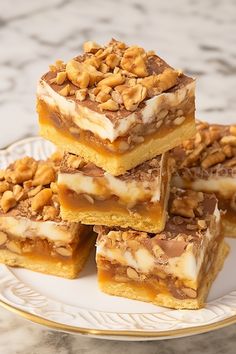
95;189;228;309
0;154;95;278
37;39;196;175
58;152;172;233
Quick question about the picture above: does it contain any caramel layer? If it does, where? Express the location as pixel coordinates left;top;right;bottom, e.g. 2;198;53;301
59;186;164;220
38;99;195;156
97;233;223;301
0;225;92;263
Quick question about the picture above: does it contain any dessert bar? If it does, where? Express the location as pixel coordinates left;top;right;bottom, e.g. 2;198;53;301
96;189;228;309
0;155;95;278
172;121;236;237
58;152;172;233
37;39;196;175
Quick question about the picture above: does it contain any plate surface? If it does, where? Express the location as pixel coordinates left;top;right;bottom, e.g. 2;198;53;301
0;137;236;341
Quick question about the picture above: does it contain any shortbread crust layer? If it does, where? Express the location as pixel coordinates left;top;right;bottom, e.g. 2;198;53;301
58;153;172;233
95;189;225;309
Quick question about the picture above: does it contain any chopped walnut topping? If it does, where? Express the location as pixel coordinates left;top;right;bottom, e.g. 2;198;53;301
83;41;101;53
0;155;62;221
75;88;87;101
122;84;147;111
32;163;56;186
0;191;16;213
98;99;119;111
201;151;225;169
140;69;179;97
120;46;148;77
31;188;53;212
55;71;67;85
48;39;182;112
174;122;236;171
58;84;71;97
170;191;203;219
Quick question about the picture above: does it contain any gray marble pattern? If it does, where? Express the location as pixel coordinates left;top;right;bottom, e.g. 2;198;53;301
0;0;236;353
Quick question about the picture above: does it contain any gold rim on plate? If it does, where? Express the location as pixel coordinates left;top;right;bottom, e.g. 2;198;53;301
0;298;236;338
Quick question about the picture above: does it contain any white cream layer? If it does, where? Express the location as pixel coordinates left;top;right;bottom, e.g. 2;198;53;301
58;170;161;204
37;79;195;143
96;204;220;286
0;216;77;244
173;175;236;199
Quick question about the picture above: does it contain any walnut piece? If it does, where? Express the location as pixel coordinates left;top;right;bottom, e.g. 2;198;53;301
0;191;17;213
201;151;225;169
122;84;147;111
32;163;56;186
120;46;148;77
31;188;53;212
83;41;101;53
170;196;199;218
97;73;125;88
98;99;119;111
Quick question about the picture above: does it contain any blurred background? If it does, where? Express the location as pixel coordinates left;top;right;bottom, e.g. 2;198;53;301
0;0;235;148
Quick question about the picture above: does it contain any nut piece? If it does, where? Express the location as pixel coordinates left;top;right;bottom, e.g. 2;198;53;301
83;41;101;53
229;126;236;136
32;163;56;186
55;71;67;85
197;219;207;230
97;73;125;88
58;84;71;97
0;231;7;246
120;46;148;77
170;196;198;218
6;240;22;254
66;60;90;88
13;185;25;201
105;53;120;69
0;170;5;181
67;154;85;169
75;89;87;101
140;69;179;97
98;99;119;111
220;135;236;146
182;287;197;298
31;188;53;212
28;185;42;197
0;181;10;193
5;157;37;184
0;191;16;213
201;151;225;169
42;206;59;221
56;247;73;257
173;116;185;126
122;84;147;111
127;267;140;280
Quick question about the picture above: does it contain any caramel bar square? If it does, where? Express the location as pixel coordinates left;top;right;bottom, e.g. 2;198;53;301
95;189;228;309
37;39;196;176
172;121;236;237
0;155;95;278
58;152;172;233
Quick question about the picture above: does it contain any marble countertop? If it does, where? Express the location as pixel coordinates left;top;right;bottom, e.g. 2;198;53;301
0;0;236;353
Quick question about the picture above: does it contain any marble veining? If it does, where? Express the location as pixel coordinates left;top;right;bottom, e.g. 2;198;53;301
0;0;236;353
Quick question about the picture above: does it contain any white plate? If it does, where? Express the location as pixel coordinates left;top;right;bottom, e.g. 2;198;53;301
0;137;236;341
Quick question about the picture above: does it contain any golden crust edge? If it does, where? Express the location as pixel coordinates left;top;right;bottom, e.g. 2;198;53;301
60;208;167;233
0;235;96;279
97;241;229;310
39;119;196;176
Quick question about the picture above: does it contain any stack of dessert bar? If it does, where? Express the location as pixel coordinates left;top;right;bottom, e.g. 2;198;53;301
36;39;228;309
0;153;95;278
0;39;231;310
